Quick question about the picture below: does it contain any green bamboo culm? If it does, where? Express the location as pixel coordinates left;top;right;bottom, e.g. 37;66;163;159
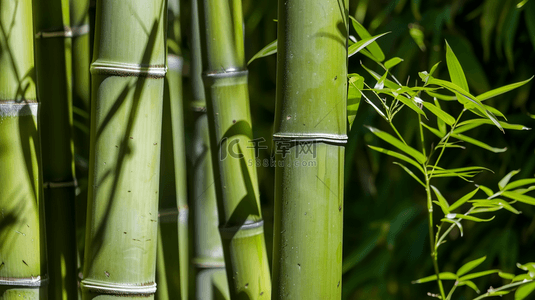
272;0;348;299
32;0;79;298
189;0;229;298
197;0;271;298
69;0;91;271
80;0;166;298
0;0;47;298
155;1;189;297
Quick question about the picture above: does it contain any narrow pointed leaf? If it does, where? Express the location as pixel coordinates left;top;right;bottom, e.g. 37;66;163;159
397;95;427;117
384;57;403;69
348;74;364;129
349;15;385;61
455;119;530;134
444;214;495;223
412;272;458;284
515;281;535;300
457;256;487;277
431;185;450;214
499;272;516;280
248;39;277;65
458;280;480;293
504;178;535;191
446;41;469;92
460;270;500;281
423;102;456;125
499;169;521;190
476;77;534;101
427;91;457;101
451;133;507;153
435;98;446;134
368;145;424;174
366;126;426;163
421;122;445;138
348;32;390;58
501;191;535;205
442;219;464;237
477;185;494;197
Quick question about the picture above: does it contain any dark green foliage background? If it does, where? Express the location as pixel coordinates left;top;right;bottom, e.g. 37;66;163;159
179;0;535;299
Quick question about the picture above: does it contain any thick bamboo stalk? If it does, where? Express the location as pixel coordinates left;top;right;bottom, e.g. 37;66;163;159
156;0;189;298
32;0;78;298
80;0;166;299
197;0;271;298
271;0;348;299
189;0;228;298
0;0;46;298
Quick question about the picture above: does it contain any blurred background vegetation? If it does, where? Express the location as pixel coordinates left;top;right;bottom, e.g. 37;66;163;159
178;0;534;299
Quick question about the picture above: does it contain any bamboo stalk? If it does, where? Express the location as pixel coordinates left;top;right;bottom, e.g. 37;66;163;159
32;0;78;298
197;0;271;298
272;0;348;299
155;209;180;300
156;0;189;298
0;0;46;298
80;0;166;298
188;0;228;298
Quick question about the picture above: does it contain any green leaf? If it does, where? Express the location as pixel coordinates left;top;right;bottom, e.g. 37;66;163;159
446;41;469;92
426;91;457;101
458;280;480;293
367;145;424;174
501;191;535;205
434;98;446;134
477;185;495;197
450;187;480;211
476;77;534;101
366;126;427;163
393;162;425;187
504;178;535;191
349;16;385;61
444;214;495;223
348;74;364;130
412;272;458;284
515;281;535;300
457;256;487;277
451;133;507;153
499;272;516;280
348;32;390;58
431;185;450;215
422;102;456;125
421;122;445;138
429;61;441;77
454;119;530;134
470;199;521;214
442;218;464;237
248;40;277;65
361;63;401;90
384;57;404;69
460;269;500;281
499;169;521;190
396;95;427;117
409;23;426;51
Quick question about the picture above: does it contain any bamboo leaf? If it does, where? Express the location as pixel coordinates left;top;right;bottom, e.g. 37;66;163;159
501;191;535;205
504;178;535;191
477;185;495;197
384;57;403;69
450;187;480;211
442;219;464;237
423;102;456;125
471;207;503;214
426;90;457;101
361;63;401;89
367;145;424;174
348;32;390;58
431;185;450;215
432;166;492;174
446;41;469;92
499;272;516;280
457;256;487;277
499;169;521;190
515;281;535;300
429;61;441;77
393;162;425;187
348;74;364;130
366;126;427;163
476;77;534;101
460;269;500;281
454;119;530;134
458;280;480;293
444;214;495;223
451;133;507;153
349;16;386;61
397;95;427;117
248;39;277;65
412;272;458;284
434;98;446;134
421;122;445;138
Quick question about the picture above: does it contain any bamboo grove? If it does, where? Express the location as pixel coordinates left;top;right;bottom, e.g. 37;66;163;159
1;0;535;299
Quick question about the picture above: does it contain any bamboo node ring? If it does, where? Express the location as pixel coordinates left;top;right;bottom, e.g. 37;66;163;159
80;279;157;295
219;220;265;239
272;133;348;145
0;101;38;117
0;276;48;287
43;179;78;189
91;62;167;78
167;54;183;71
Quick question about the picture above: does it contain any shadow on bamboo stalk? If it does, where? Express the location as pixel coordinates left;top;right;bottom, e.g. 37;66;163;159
81;0;166;298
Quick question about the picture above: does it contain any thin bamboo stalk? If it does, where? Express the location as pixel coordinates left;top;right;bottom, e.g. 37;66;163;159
155;210;180;300
32;0;78;298
0;0;46;298
197;0;271;298
188;0;228;298
271;0;348;299
156;0;189;298
80;0;167;298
